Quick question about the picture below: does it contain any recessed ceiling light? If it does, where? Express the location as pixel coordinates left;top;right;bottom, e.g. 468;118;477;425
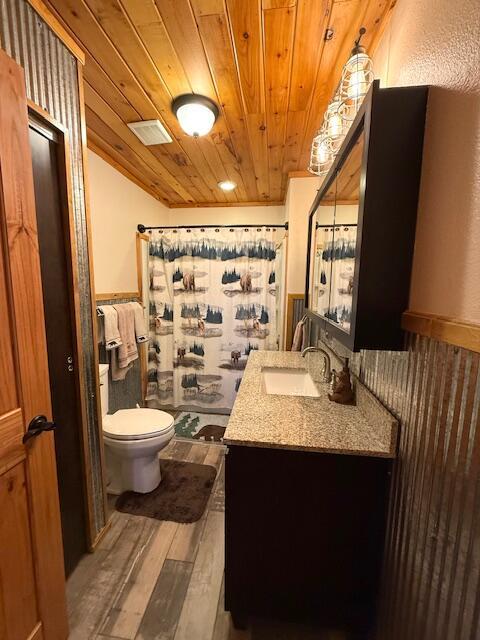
218;180;237;192
172;94;219;137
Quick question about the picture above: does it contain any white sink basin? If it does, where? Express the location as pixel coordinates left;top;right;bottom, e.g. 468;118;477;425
262;367;320;398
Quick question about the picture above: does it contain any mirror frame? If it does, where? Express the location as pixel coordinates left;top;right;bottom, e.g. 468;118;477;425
304;81;379;349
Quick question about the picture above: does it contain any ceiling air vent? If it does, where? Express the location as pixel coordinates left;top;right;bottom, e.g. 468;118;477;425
127;120;172;145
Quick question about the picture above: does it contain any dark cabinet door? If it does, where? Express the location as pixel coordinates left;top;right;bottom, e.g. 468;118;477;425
225;445;392;633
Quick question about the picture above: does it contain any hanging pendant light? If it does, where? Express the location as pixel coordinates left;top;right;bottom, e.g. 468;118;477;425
309;92;346;176
309;124;332;176
172;94;219;137
337;28;374;121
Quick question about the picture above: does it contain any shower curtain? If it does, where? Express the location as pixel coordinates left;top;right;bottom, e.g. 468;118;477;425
325;225;357;332
146;226;279;413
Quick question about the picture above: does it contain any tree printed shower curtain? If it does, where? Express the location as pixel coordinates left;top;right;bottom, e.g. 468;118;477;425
313;224;357;332
146;227;279;412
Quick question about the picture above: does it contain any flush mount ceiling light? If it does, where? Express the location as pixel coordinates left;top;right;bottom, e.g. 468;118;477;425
338;28;374;121
172;94;219;137
218;180;237;192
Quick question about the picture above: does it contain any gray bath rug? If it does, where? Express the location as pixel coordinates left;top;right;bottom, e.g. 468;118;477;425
115;459;216;523
174;411;229;441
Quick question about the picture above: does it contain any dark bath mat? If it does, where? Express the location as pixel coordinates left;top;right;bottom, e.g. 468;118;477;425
115;459;217;523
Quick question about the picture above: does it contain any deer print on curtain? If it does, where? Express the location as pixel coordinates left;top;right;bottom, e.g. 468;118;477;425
146;227;279;412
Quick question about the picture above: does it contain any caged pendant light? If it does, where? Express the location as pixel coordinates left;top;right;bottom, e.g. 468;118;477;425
309;27;373;176
309;92;347;175
337;27;374;121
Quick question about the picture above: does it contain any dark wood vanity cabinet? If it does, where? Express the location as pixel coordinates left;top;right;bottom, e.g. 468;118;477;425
305;81;429;351
225;444;392;634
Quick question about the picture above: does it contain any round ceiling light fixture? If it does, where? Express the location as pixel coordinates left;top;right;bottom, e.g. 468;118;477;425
172;94;219;137
218;180;237;192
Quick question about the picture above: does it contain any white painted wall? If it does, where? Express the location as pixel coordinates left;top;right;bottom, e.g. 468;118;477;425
167;205;285;226
373;0;480;322
88;150;169;294
284;176;322;296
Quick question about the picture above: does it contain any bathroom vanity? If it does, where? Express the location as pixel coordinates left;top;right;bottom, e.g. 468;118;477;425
224;351;398;634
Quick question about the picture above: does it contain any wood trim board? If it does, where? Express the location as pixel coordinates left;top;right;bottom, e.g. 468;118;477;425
285;293;305;351
136;232;149;402
169;200;285;209
96;291;141;301
77;63;109;545
402;311;480;354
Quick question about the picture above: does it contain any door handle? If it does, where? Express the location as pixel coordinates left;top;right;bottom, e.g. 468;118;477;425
23;415;56;444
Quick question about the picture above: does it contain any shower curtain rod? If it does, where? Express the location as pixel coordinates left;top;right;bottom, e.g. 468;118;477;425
137;222;288;233
316;222;358;228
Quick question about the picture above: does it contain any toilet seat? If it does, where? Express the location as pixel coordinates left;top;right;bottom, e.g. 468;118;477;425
103;408;174;441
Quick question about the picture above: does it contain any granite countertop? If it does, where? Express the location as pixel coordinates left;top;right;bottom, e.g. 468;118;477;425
224;350;398;458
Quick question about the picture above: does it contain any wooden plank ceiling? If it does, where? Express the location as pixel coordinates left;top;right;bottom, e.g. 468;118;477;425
44;0;395;207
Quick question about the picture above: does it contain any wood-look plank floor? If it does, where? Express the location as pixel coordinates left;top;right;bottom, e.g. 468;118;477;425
67;439;346;640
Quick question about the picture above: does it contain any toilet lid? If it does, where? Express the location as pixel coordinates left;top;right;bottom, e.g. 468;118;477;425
103;408;174;441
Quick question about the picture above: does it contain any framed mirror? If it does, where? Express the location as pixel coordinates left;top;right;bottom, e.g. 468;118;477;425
305;82;428;351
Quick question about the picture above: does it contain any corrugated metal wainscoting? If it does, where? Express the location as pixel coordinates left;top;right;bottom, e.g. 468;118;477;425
321;329;480;639
0;0;106;535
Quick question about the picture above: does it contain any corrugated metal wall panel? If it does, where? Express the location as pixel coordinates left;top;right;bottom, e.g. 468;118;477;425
0;0;105;535
321;330;480;639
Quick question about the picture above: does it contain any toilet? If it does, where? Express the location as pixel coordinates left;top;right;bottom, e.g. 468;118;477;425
99;364;175;495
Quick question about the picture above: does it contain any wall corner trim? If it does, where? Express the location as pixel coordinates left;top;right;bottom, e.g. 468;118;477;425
26;0;86;65
402;310;480;354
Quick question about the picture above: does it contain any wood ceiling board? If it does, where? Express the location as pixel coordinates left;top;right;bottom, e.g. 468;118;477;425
226;0;270;198
120;0;192;99
288;0;331;113
282;109;307;175
192;0;226;17
246;112;270;200
190;4;260;201
263;5;296;200
212;136;249;201
335;135;362;201
46;0;163;118
83;52;141;123
82;0;176;114
262;0;297;8
226;0;265;115
154;0;219;100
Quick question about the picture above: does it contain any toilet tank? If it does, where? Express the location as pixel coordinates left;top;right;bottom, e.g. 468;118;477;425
99;363;109;416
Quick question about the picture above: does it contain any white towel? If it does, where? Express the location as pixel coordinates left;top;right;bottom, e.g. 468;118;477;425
291;319;305;351
132;302;149;343
111;303;138;381
98;305;122;350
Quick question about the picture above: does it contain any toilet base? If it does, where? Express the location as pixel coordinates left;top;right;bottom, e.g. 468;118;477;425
106;450;162;495
103;423;175;495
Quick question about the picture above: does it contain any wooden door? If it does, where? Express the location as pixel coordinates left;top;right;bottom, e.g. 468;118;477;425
0;48;69;640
